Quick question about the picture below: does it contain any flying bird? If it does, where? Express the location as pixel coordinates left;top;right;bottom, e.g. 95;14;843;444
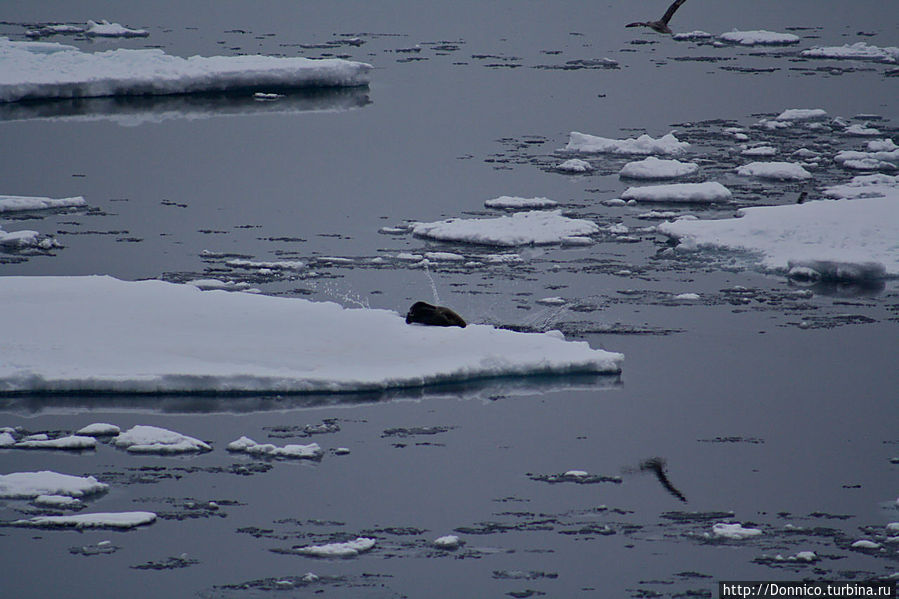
639;457;688;502
626;0;688;34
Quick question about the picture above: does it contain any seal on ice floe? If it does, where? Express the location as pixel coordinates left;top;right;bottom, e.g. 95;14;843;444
405;302;467;328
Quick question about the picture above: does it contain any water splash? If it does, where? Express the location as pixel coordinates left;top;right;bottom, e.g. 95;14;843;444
421;260;441;304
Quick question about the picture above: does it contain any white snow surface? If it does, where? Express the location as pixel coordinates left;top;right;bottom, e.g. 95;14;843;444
0;471;108;498
712;523;763;539
484;196;559;210
14;435;97;450
227;436;323;459
14;511;157;529
0;227;58;250
565;132;689;156
621;182;732;204
557;158;593;173
33;494;83;508
619;157;698;179
113;425;211;454
412;210;599;246
658;180;899;280
76;423;121;436
0;195;86;213
84;20;149;38
433;535;461;549
295;537;376;557
0;37;372;103
775;108;827;121
0;276;622;394
719;30;800;46
801;42;899;64
736;161;812;180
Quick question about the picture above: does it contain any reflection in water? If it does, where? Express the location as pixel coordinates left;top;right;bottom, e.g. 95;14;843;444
0;373;620;415
0;86;371;126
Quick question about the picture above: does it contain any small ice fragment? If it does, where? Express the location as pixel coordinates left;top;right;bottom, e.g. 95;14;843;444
557;158;593;173
433;535;461;549
674;293;700;301
712;523;762;539
851;539;881;550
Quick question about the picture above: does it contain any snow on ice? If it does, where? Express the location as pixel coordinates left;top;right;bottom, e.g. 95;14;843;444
621;182;732;203
13;511;157;530
0;227;59;251
84;20;149;38
801;42;899;64
619;157;699;179
412;210;599;246
775;108;827;122
484;196;559;210
718;30;800;46
227;436;323;459
76;423;121;436
295;537;376;558
0;37;372;103
33;494;83;509
736;161;812;180
564;132;689;156
0;276;623;394
433;535;461;549
557;158;593;173
0;471;108;499
13;435;97;450
113;425;212;454
0;195;86;213
712;523;763;539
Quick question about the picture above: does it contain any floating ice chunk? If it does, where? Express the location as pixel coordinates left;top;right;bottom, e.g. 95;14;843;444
433;535;461;549
869;139;898;152
801;42;899;64
621;182;732;204
741;146;777;157
792;148;820;159
484;196;559;210
26;24;86;37
619;156;698;179
0;471;108;499
851;539;881;550
0;431;15;447
823;173;899;199
227;436;323;459
565;132;689;156
561;236;594;246
608;223;629;235
114;425;211;454
719;30;800;46
536;297;566;306
775;108;827;122
659;195;899;278
84;20;149;38
557;158;593;173
412;210;598;246
635;210;680;220
563;470;589;478
845;124;881;136
674;293;700;301
295;537;376;558
76;423;121;436
0;228;59;250
712;523;763;539
794;551;817;562
14;511;157;529
736;161;812;180
0;37;372;103
394;252;423;261
0;195;86;213
673;31;714;41
33;494;83;509
834;145;899;171
14;435;96;450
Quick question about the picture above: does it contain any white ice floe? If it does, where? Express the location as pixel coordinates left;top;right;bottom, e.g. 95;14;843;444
845;124;881;136
433;535;461;549
563;470;589;478
619;156;698;179
536;297;567;306
412;210;598;246
0;195;86;213
484;196;559;210
33;494;84;509
113;425;211;454
565;132;689;156
801;42;899;64
0;227;59;251
823;173;899;199
557;158;593;173
84;20;149;38
0;37;371;103
295;537;376;558
26;24;86;37
423;251;466;262
673;31;714;41
0;431;15;447
740;146;777;157
674;293;700;301
775;108;827;122
14;435;97;450
13;511;157;529
719;30;800;46
0;471;108;499
0;276;622;394
635;210;680;220
736;161;812;180
621;182;732;204
227;436;323;459
76;423;121;436
834;142;899;171
658;184;899;280
773;551;817;563
712;523;763;539
851;539;881;550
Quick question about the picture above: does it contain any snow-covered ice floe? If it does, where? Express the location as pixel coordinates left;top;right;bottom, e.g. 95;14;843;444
112;425;211;454
718;30;800;46
0;276;622;394
564;132;689;156
621;182;731;204
0;37;371;103
84;20;149;38
834;139;899;171
801;42;899;64
12;511;157;530
736;161;812;180
484;196;559;210
775;108;827;122
227;436;323;459
658;177;899;281
557;158;593;173
0;227;59;251
412;210;598;246
0;195;86;213
712;522;763;539
294;537;376;558
0;471;108;499
619;157;698;179
13;435;97;450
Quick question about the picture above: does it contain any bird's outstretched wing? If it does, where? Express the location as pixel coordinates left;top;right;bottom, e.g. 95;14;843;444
660;0;688;26
640;457;688;503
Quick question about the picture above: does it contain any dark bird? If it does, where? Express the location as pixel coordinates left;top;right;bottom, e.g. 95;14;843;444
405;301;467;328
796;191;808;204
639;457;688;502
626;0;688;34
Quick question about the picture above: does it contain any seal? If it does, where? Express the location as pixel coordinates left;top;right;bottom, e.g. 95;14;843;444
405;301;467;328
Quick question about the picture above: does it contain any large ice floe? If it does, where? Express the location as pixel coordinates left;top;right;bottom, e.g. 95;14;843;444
564;132;689;156
113;425;212;454
0;275;622;394
0;195;86;213
736;161;812;181
0;471;108;499
800;42;899;64
0;37;371;103
619;157;699;180
834;138;899;171
412;210;599;246
718;30;800;46
13;512;157;530
621;182;731;204
658;174;899;281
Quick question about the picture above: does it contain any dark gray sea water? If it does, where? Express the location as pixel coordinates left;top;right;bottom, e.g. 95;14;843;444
1;1;897;597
